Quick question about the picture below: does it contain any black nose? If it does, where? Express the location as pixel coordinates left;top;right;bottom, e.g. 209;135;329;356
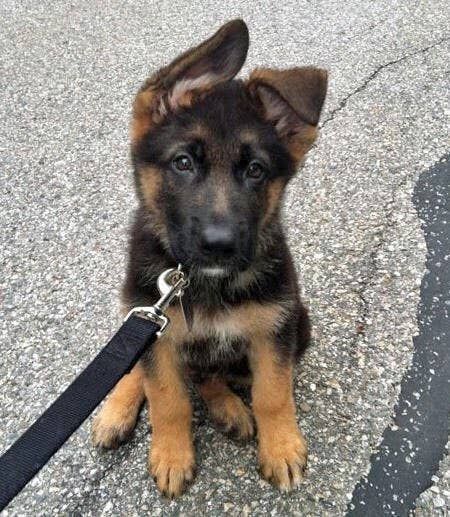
200;223;235;257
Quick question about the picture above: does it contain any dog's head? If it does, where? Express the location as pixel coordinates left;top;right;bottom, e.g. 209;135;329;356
131;20;327;277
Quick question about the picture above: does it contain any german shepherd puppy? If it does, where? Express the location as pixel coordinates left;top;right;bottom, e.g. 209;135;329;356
92;19;327;497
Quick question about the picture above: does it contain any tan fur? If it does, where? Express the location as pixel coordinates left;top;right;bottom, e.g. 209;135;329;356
249;340;307;491
139;166;162;211
130;20;247;146
94;303;300;493
92;364;145;448
168;73;217;109
131;89;158;145
185;121;210;141
248;67;327;128
142;338;195;498
244;111;316;166
286;125;318;164
240;128;259;145
161;301;286;346
130;78;195;147
263;178;285;225
214;181;230;215
200;303;282;342
137;166;172;249
227;301;287;339
131;83;216;146
198;377;254;439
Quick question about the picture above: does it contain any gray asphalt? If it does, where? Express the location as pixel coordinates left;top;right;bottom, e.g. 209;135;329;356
1;1;449;515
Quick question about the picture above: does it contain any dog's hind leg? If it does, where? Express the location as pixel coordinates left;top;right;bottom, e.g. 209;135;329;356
92;362;145;448
198;376;254;440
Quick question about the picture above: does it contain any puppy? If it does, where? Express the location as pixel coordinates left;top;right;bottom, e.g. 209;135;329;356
92;19;327;497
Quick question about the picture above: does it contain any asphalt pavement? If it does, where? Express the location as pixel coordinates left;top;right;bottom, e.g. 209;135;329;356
1;1;449;515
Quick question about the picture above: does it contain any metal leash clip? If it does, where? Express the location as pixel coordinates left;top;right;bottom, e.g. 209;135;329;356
124;265;189;336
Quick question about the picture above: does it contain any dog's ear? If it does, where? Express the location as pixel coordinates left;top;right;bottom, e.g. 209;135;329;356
247;67;328;163
132;19;249;142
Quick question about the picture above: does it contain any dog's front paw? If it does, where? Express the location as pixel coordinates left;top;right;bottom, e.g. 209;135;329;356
92;404;137;449
258;427;307;491
150;438;195;498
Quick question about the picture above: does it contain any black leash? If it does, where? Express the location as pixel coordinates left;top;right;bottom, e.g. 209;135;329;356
0;267;188;511
0;316;159;510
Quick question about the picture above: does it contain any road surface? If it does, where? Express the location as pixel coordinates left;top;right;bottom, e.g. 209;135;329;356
1;1;449;515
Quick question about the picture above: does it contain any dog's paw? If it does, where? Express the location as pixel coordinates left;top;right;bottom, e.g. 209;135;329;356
208;393;254;440
150;439;195;498
258;428;307;491
91;404;137;449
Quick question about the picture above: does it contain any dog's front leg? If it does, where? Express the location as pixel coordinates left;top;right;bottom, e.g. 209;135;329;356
249;340;307;491
142;338;194;498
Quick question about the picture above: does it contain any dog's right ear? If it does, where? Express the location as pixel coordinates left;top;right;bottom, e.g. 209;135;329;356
247;67;328;164
132;19;249;143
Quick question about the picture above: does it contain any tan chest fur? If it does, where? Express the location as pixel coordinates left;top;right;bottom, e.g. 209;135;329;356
164;302;286;347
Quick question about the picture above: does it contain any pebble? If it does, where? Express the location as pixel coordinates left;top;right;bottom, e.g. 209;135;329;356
300;402;312;413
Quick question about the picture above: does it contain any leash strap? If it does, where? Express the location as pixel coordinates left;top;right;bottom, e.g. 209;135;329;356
0;315;160;511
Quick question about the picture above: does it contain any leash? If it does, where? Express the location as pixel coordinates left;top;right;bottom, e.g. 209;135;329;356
0;267;188;511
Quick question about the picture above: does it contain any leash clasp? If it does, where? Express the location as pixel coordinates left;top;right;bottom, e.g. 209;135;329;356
124;266;189;336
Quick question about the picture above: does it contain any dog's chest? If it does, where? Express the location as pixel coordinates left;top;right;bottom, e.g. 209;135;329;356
178;309;250;371
167;300;280;372
180;334;248;373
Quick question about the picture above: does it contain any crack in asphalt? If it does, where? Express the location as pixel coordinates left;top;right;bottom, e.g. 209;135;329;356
321;36;450;128
317;35;449;350
352;175;409;344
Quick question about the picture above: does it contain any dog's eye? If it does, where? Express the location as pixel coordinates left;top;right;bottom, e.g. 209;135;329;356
246;161;265;181
172;155;194;173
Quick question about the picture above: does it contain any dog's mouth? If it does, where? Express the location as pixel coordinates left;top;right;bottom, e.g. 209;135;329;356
169;242;253;279
197;266;230;278
167;224;255;277
173;254;252;279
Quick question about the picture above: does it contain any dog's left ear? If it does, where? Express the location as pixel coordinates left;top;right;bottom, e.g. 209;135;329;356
156;19;249;98
247;67;328;163
132;19;249;143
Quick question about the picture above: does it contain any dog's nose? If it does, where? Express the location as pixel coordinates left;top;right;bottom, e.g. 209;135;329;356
200;223;235;257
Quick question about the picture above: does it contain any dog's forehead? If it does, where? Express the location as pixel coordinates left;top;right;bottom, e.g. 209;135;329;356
177;118;272;168
184;121;263;159
183;82;264;140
